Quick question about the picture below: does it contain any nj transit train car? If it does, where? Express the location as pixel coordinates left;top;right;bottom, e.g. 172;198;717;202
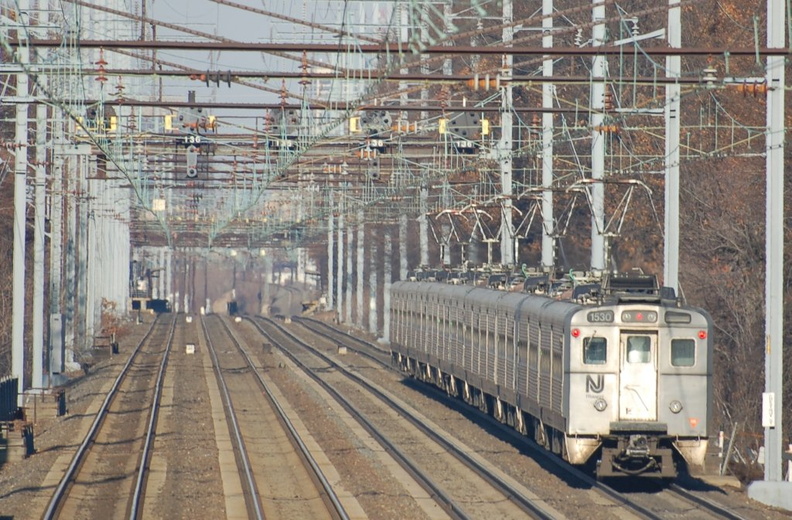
389;272;712;478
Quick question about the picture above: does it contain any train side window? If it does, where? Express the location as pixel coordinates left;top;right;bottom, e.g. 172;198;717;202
671;339;696;367
583;337;607;365
626;336;650;363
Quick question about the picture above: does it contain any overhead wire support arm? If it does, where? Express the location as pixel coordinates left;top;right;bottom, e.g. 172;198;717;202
13;38;792;58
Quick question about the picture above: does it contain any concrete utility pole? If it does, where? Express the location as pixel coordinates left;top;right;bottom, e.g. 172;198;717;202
345;208;353;324
590;0;607;271
382;232;392;342
399;214;408;280
33;103;46;391
419;185;429;266
12;1;30;403
356;210;364;328
368;239;377;335
75;151;89;352
664;0;682;292
541;0;555;270
327;203;334;310
418;5;430;269
748;0;790;509
336;206;344;321
61;145;88;371
499;0;515;266
50;133;65;380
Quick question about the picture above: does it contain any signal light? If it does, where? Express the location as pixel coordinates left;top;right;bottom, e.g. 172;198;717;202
595;124;620;134
603;91;614;110
467;74;500;90
698;330;707;340
202;70;232;88
356;148;377;160
392;121;418;133
571;328;580;338
735;82;768;96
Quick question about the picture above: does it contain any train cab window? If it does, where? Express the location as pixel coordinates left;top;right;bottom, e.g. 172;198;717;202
671;339;696;367
626;336;650;363
583;337;607;365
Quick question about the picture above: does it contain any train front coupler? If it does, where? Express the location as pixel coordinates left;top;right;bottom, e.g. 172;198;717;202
598;435;676;478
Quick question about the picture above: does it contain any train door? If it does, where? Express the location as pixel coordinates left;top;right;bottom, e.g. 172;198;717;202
618;333;657;421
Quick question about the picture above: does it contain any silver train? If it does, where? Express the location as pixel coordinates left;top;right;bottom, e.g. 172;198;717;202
389;270;712;478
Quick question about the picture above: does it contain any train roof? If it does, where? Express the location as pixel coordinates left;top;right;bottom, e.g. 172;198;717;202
391;280;583;322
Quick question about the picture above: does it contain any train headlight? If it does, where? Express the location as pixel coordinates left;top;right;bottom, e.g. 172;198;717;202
669;400;683;414
593;398;608;412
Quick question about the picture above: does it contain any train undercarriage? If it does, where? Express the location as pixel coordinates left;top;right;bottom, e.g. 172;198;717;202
598;435;676;478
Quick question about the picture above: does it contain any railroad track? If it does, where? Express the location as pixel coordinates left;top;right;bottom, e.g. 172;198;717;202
250;315;564;520
43;314;175;520
201;314;348;520
292;315;751;520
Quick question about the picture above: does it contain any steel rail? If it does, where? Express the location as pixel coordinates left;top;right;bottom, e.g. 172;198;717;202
200;315;265;520
307;318;751;520
295;317;390;357
252;316;559;520
41;314;171;520
294;318;664;519
246;317;470;520
128;315;178;520
213;315;349;520
667;484;748;520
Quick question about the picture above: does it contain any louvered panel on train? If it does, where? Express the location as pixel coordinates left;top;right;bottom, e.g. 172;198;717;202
484;319;496;382
431;299;440;359
437;299;446;360
471;314;487;374
456;304;466;367
496;330;507;388
463;306;474;372
447;305;459;367
503;313;517;391
442;303;452;363
444;303;454;365
528;321;541;400
422;302;432;355
492;309;504;387
428;297;436;356
539;345;552;408
505;335;517;391
516;321;529;397
552;348;564;412
397;296;407;346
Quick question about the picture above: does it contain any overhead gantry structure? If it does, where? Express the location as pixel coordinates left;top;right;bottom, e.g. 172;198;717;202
0;2;780;474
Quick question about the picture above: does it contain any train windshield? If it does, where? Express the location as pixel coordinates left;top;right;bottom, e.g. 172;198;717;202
583;337;607;364
626;336;651;363
671;339;696;367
